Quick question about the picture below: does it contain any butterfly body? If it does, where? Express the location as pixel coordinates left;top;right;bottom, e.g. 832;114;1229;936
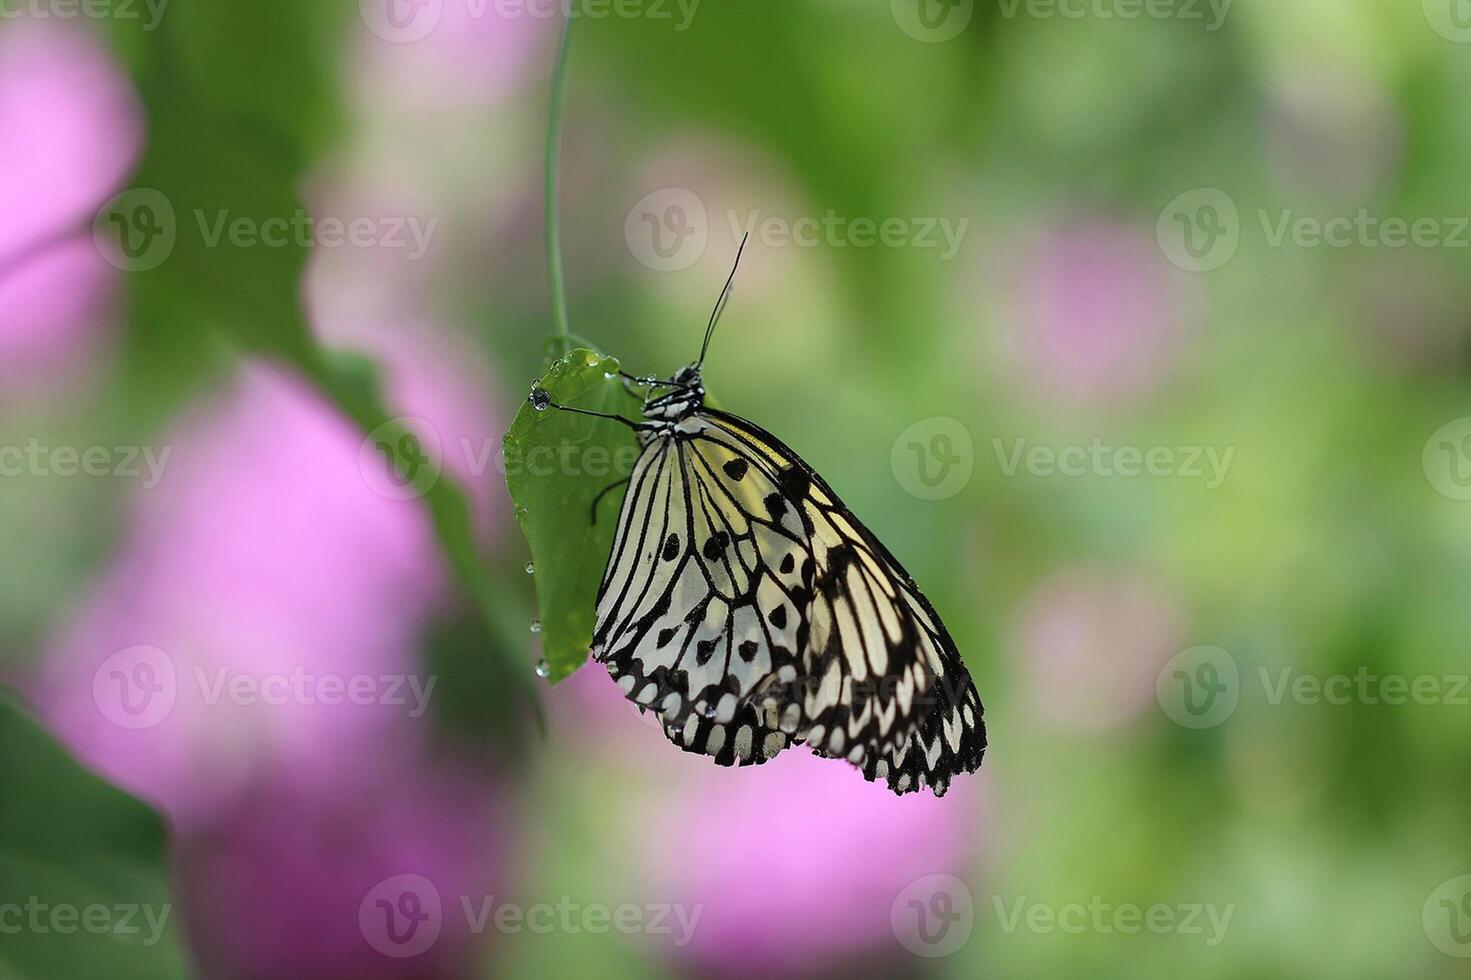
585;363;987;797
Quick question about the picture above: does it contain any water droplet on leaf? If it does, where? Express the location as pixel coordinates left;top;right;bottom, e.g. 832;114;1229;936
534;659;551;679
529;619;542;634
524;561;535;575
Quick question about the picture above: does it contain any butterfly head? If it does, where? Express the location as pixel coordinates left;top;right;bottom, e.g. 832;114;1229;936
643;365;705;422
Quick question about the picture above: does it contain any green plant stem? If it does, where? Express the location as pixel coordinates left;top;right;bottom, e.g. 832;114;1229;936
545;17;574;341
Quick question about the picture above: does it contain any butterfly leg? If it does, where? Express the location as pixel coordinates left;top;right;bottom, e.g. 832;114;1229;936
530;388;650;432
588;477;630;525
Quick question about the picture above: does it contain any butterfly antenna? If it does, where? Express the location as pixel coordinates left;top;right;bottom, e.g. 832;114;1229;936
695;232;749;370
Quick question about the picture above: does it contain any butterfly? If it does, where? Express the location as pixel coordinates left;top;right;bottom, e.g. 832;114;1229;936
530;238;986;797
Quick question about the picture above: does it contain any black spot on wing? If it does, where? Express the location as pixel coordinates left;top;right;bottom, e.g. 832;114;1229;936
777;465;810;502
702;531;730;560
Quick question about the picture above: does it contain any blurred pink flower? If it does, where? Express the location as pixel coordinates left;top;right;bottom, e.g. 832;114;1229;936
30;360;514;976
179;765;514;980
32;354;500;826
0;238;119;389
352;1;550;110
642;751;988;977
0;20;142;389
1001;220;1192;407
1010;567;1183;733
559;663;989;977
551;669;990;972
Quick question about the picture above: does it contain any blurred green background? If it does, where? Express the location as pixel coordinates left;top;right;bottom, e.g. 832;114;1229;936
1;0;1470;977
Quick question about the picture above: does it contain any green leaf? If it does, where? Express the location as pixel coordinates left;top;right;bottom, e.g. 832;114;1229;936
0;689;190;979
504;349;640;682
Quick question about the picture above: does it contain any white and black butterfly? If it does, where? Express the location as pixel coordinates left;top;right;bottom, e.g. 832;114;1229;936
531;240;986;797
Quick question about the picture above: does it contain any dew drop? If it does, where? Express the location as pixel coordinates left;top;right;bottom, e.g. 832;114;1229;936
529;387;552;412
529;619;542;634
524;561;535;575
534;659;551;679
